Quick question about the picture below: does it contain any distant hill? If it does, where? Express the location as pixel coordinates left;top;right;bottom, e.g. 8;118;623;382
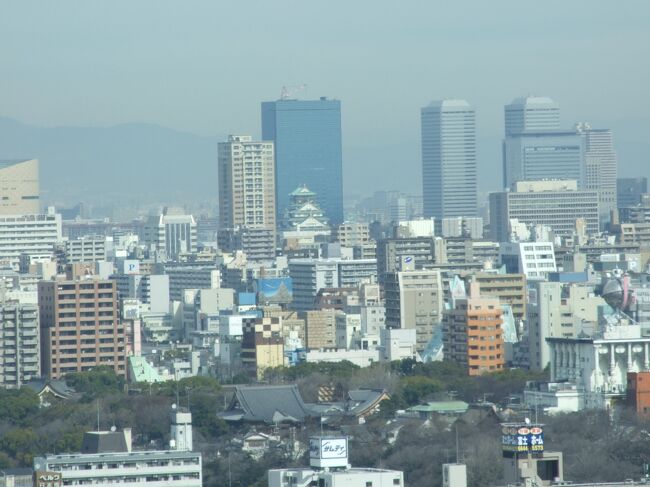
0;117;223;207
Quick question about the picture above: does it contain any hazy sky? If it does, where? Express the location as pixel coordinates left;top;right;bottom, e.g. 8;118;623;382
1;1;649;198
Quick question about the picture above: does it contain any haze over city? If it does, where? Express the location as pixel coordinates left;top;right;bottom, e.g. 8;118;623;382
1;1;649;206
4;3;650;487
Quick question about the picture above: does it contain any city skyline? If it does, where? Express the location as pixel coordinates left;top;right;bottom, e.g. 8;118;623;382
0;1;648;202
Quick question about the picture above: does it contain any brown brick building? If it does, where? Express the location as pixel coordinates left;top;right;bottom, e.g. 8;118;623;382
38;279;126;379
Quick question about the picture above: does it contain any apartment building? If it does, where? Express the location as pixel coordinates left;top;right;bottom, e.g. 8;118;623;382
38;279;126;379
0;302;40;387
443;282;504;375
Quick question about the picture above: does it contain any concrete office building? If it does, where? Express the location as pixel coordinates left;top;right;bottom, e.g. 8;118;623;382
489;180;599;242
0;302;40;387
289;258;376;311
421;99;477;218
34;406;202;486
441;217;483;239
143;207;197;260
164;265;221;301
269;436;404;487
618;194;650;223
579;124;618;222
473;272;527;323
0;212;62;268
384;260;444;353
617;177;647;208
218;135;276;234
111;273;170;313
262;98;343;224
38;279;126;379
527;282;605;371
217;226;275;262
334;222;371;247
376;236;443;283
503;130;585;189
303;309;338;350
64;235;107;263
443;282;504;376
500;242;557;280
504;96;560;135
0;159;40;215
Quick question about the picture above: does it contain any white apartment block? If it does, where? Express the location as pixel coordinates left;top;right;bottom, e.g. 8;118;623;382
289;258;377;311
489;180;599;242
218;135;276;233
0;302;40;387
500;242;557;280
0;212;62;268
164;265;221;301
143;207;197;260
65;235;107;263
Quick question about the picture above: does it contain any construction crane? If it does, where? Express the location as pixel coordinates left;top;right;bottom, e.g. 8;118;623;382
280;84;306;100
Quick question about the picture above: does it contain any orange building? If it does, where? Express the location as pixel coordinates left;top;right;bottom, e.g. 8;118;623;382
443;282;504;376
627;372;650;415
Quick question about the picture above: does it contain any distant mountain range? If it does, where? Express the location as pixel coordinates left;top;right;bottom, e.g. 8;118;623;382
0;116;223;208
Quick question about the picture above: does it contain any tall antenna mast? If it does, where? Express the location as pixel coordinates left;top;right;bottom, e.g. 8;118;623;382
96;399;100;432
455;424;460;463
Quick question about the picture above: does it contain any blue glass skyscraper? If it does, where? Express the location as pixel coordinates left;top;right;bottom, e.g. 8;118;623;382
261;98;343;225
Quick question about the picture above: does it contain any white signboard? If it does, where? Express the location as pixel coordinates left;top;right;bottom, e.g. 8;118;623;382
309;437;348;468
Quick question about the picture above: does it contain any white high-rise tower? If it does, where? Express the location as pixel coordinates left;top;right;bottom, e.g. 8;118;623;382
421;99;477;219
504;96;560;135
579;123;618;223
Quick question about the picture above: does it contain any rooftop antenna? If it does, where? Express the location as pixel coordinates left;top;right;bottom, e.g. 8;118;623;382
280;84;306;101
455;424;460;463
96;399;100;432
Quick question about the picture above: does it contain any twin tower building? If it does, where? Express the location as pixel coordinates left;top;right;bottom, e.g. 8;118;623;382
422;96;617;223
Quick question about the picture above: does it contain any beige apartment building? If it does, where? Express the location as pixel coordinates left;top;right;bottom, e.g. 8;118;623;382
302;309;339;350
384;266;444;353
38;279;126;379
473;272;527;323
0;159;40;215
218;135;276;234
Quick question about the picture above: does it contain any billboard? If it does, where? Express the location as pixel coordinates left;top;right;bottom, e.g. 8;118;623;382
309;437;348;468
256;278;293;305
501;424;544;454
34;471;63;487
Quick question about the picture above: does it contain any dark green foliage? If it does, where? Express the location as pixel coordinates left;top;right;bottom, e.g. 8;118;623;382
65;366;125;401
0;387;39;425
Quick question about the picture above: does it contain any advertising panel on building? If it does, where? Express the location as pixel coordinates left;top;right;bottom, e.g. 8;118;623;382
309;437;348;468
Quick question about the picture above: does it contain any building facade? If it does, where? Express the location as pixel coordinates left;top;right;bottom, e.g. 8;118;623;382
504;96;560;135
443;283;504;375
0;302;40;387
0;159;40;215
489;180;599;242
262;98;343;224
218;135;276;234
143;208;197;260
421;99;477;219
38;279;126;379
384;267;443;353
0;212;61;268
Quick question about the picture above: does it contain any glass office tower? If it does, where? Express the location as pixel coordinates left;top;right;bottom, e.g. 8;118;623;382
261;98;343;225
